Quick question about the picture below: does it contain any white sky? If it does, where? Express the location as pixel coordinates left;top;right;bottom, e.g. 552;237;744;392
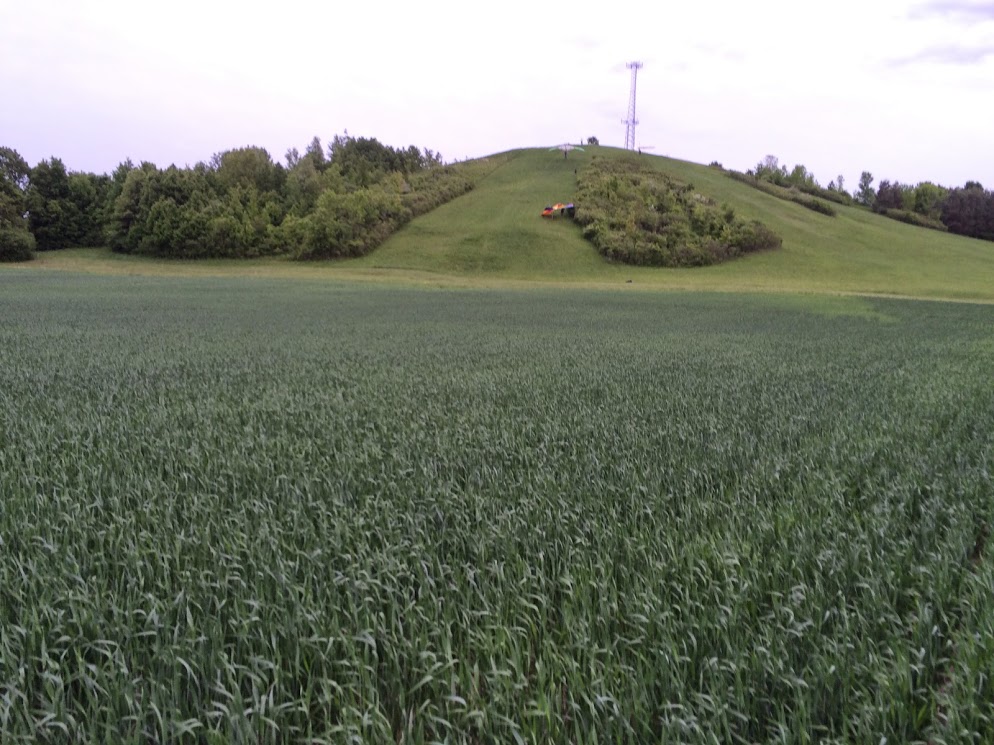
2;0;993;190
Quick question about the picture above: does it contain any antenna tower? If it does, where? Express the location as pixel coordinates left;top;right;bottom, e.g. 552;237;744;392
622;61;643;150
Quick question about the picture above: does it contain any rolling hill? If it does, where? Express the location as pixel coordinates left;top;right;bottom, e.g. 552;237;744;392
21;146;994;302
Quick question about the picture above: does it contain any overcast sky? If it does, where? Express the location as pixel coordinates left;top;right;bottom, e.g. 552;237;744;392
2;0;992;191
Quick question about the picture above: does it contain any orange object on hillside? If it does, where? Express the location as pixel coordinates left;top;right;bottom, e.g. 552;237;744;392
540;202;575;218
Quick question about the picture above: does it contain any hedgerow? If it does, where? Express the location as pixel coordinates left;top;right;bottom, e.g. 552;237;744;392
726;170;838;216
876;207;949;232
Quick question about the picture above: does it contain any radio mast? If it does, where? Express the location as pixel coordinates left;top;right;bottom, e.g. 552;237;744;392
622;61;644;150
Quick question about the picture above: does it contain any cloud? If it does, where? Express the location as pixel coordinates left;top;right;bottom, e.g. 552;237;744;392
889;42;994;65
910;1;994;21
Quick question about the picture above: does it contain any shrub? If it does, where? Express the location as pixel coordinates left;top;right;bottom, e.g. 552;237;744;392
877;208;948;232
797;182;853;206
575;158;782;267
294;188;411;260
0;227;36;261
730;220;783;253
726;171;837;216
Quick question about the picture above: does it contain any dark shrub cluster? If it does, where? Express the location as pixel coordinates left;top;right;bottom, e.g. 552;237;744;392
575;158;781;267
0;227;36;262
797;182;853;206
876;208;948;232
939;184;994;242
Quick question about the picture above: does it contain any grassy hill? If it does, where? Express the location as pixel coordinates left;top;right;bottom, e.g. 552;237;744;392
18;146;994;302
350;147;994;300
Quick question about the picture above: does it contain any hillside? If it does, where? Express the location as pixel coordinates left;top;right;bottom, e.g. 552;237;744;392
18;146;994;302
348;147;994;300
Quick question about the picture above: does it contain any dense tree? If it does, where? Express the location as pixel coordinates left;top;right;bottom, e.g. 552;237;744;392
63;173;95;246
283;156;323;216
21;157;114;249
787;164;817;188
0;146;36;260
329;134;441;189
0;146;30;195
587;136;599;146
941;183;994;241
8;134;479;260
25;157;73;249
214;146;284;195
304;136;326;171
292;186;408;259
754;155;788;186
912;182;947;220
0;147;29;225
873;180;907;212
855;171;875;207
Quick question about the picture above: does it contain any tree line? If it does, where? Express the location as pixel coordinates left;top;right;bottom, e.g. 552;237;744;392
868;177;993;239
748;156;994;241
0;136;491;262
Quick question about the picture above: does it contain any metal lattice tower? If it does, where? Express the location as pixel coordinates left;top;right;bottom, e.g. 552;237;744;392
622;61;643;150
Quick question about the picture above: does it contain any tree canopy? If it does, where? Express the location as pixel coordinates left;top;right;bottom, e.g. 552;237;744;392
3;134;472;260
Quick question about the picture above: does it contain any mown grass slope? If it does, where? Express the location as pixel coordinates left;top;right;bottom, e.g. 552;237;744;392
14;146;994;301
349;147;994;299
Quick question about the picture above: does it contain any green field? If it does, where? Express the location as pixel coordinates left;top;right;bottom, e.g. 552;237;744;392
21;147;994;302
2;272;993;743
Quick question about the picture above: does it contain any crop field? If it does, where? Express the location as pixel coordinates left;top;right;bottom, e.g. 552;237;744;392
1;272;993;743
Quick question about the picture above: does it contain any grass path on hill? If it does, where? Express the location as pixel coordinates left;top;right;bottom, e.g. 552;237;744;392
348;148;611;280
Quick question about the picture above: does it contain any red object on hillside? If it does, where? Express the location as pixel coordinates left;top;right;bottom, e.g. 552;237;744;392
541;202;575;219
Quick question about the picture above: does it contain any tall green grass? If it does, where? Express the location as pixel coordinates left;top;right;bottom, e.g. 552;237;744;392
1;273;993;742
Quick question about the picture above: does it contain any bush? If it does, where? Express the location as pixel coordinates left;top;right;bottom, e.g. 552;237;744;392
730;220;783;253
877;208;948;232
0;228;36;261
803;198;837;216
574;158;782;267
797;182;853;206
294;188;411;260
